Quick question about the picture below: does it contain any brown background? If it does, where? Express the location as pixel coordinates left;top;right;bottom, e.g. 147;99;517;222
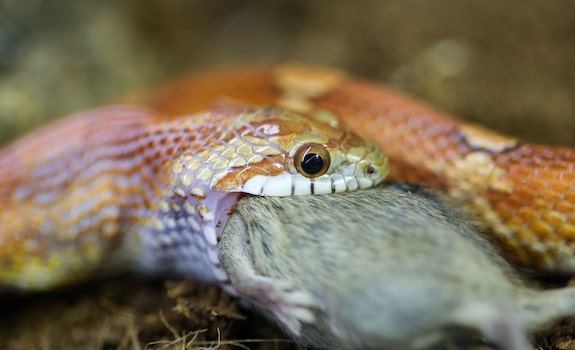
0;0;574;146
1;1;574;349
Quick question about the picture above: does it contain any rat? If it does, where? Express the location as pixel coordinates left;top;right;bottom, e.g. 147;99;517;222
219;183;575;349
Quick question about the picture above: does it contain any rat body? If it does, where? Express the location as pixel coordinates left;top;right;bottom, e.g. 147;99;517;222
219;184;575;349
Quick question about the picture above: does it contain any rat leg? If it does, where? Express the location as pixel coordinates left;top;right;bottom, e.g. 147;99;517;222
218;214;316;335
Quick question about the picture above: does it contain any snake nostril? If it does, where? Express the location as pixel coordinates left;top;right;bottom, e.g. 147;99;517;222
365;165;376;175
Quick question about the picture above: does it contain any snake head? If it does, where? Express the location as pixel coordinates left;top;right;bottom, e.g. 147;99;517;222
182;107;388;196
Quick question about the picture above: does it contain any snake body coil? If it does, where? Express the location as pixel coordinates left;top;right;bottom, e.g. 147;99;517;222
1;62;575;290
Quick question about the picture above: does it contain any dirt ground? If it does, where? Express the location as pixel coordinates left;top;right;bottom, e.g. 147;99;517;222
1;1;575;349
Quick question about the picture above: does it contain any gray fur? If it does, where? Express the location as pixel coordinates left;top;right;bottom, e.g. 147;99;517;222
219;184;575;349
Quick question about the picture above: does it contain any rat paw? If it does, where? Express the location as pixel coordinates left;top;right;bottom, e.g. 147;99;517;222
238;275;316;335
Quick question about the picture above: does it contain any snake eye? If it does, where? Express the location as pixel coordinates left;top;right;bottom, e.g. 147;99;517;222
294;143;331;178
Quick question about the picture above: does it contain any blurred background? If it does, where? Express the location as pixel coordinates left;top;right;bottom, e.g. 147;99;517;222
0;0;574;146
1;2;575;348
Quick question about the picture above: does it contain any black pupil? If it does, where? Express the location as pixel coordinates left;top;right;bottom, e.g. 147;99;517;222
301;153;324;174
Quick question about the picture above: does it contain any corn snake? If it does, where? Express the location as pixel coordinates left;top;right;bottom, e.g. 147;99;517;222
142;63;575;274
0;104;387;290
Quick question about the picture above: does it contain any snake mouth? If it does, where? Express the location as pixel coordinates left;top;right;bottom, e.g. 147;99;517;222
239;146;388;196
241;170;385;196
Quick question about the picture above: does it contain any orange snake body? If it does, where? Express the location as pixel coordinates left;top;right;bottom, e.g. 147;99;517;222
143;64;575;274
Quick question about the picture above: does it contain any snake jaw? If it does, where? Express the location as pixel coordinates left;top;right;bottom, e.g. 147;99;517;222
239;157;387;196
210;141;388;196
242;173;307;196
208;147;388;196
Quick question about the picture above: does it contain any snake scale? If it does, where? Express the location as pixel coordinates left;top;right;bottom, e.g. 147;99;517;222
0;63;574;292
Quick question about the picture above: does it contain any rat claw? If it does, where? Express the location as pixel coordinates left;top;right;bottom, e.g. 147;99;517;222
235;275;317;335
